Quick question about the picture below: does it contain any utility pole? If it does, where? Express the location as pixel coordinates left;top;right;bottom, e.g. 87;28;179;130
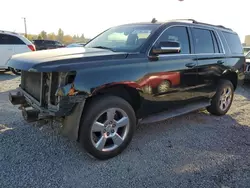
22;17;27;37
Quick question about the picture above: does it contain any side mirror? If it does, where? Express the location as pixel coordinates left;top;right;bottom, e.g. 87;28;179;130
152;41;181;55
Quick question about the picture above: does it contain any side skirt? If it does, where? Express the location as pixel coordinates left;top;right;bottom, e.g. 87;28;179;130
139;100;211;125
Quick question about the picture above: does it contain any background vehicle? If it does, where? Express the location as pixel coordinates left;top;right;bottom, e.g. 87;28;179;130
66;43;86;48
8;19;245;160
243;46;250;55
32;39;65;50
245;51;250;80
0;30;35;75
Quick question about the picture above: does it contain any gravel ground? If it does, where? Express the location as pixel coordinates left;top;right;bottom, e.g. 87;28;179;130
0;71;250;188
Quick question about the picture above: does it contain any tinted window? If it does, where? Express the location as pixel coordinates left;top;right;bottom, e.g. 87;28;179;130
157;26;190;54
211;31;220;53
0;34;25;45
192;28;214;53
45;40;53;45
55;41;63;46
33;40;43;44
222;32;243;54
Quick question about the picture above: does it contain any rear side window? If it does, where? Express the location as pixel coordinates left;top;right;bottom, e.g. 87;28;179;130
0;34;25;45
46;41;54;45
222;32;243;54
157;26;190;54
192;28;214;54
33;40;43;45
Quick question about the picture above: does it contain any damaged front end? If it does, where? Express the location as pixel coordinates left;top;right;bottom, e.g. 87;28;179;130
9;71;86;122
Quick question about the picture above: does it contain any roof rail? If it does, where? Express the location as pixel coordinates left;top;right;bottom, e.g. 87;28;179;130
0;30;19;35
169;19;233;31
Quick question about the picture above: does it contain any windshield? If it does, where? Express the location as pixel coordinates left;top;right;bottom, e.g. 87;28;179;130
85;24;160;52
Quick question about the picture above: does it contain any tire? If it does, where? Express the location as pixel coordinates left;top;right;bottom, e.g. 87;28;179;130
79;95;136;160
207;79;234;116
10;68;21;75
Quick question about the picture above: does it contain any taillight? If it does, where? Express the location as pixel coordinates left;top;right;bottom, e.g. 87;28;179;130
28;44;36;51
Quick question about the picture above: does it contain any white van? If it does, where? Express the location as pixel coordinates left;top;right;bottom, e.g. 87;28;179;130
0;30;36;75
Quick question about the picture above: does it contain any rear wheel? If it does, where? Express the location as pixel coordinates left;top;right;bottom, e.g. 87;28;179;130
207;80;234;116
79;95;136;160
10;68;21;75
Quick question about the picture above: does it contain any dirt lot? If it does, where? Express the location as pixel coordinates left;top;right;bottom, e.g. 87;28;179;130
0;71;250;188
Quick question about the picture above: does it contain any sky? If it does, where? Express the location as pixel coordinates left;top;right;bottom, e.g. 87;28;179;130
0;0;249;42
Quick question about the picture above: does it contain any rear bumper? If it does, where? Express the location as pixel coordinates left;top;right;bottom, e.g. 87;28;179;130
9;88;86;121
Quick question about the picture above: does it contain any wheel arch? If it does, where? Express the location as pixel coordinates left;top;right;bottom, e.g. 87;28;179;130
62;83;143;142
87;83;142;116
221;70;238;90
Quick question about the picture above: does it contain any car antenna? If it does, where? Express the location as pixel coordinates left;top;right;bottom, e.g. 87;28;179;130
151;18;157;23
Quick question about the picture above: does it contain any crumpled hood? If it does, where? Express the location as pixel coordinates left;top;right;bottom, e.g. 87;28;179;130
7;47;128;72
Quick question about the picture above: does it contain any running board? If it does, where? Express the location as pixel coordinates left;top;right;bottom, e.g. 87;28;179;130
140;100;211;125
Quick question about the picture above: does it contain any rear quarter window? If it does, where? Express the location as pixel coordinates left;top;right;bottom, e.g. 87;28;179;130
222;32;243;54
0;34;25;45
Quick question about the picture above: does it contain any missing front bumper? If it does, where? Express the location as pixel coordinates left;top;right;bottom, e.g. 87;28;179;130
9;88;86;122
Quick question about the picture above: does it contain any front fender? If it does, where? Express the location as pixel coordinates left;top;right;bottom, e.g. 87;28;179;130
73;63;148;95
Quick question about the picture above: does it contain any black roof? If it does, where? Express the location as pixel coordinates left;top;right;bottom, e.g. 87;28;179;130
119;19;234;33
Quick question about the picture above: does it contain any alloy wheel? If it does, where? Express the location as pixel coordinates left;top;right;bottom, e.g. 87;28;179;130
90;108;130;152
219;86;232;111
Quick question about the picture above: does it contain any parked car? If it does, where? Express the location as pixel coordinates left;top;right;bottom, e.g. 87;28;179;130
32;39;65;50
245;51;250;80
8;19;245;160
0;30;36;75
243;46;250;55
66;43;86;48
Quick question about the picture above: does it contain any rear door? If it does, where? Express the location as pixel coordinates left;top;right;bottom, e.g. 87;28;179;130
190;27;225;98
46;41;55;49
0;34;15;68
12;35;31;54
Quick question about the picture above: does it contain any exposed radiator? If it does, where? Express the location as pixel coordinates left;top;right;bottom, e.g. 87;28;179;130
21;71;59;106
21;71;42;101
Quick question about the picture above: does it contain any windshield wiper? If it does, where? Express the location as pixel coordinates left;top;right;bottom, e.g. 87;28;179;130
92;46;115;52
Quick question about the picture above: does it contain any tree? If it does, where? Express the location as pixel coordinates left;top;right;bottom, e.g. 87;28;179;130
63;35;74;44
47;33;56;40
39;31;47;39
23;29;90;43
26;34;37;41
57;28;64;42
37;34;43;39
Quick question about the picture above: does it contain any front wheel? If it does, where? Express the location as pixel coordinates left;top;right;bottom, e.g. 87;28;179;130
207;80;234;116
10;68;21;75
79;95;136;160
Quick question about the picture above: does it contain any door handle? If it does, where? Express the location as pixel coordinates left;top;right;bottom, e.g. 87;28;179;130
217;60;224;64
185;62;196;68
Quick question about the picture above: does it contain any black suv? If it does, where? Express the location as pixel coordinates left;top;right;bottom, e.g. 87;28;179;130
245;51;250;80
8;19;245;160
32;39;65;50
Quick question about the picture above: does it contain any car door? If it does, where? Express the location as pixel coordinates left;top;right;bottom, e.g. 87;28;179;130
0;34;14;68
190;27;225;98
144;25;199;114
11;35;29;55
